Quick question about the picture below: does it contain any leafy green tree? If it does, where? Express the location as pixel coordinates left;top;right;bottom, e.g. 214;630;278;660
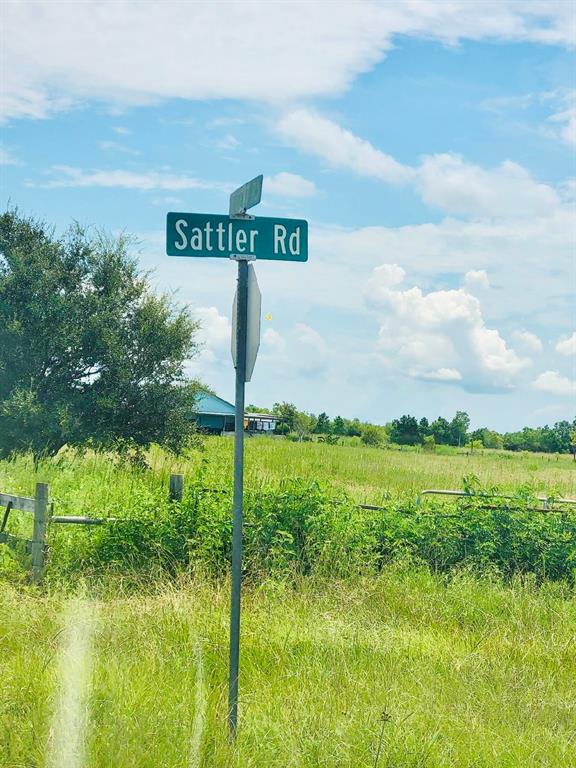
246;404;272;414
272;402;299;432
483;430;504;449
422;435;436;452
430;417;451;445
360;424;385;447
551;421;574;453
418;417;431;440
345;418;363;437
0;210;199;459
314;412;331;434
390;415;420;445
332;415;346;435
449;411;470;446
294;412;316;442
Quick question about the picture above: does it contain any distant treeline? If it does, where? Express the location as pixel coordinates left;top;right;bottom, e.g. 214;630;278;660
247;402;576;454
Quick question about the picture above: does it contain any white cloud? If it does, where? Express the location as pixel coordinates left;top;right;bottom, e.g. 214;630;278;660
261;323;329;378
207;117;246;129
556;332;576;356
416;154;558;218
546;90;576;146
262;328;286;353
533;370;575;397
311;206;574;311
365;264;530;391
277;110;413;185
190;306;232;376
512;330;543;353
464;269;490;290
191;308;330;383
279;111;560;218
418;367;463;381
5;2;570;122
215;134;240;151
0;147;19;165
266;172;318;199
195;306;231;351
98;140;140;156
30;165;231;192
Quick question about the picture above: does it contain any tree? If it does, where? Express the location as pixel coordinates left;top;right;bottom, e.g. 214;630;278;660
430;417;451;445
272;402;299;432
294;412;316;442
422;435;436;452
483;430;504;449
0;210;200;459
332;415;346;435
390;415;420;445
418;417;431;440
449;411;470;446
345;418;363;437
360;424;385;447
551;421;573;453
314;412;331;434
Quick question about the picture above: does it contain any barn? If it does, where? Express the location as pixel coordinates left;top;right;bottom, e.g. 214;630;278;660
194;392;236;433
194;392;279;435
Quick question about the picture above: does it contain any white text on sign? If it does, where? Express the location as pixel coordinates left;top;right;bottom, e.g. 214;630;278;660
166;212;308;262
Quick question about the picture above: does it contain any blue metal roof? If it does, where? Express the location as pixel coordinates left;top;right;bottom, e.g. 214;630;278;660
195;392;236;416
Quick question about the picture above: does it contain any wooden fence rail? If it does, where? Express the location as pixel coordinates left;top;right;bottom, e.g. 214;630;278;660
0;475;185;582
0;483;49;583
6;476;571;582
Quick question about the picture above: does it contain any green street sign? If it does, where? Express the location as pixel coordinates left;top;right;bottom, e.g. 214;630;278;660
166;212;308;262
229;174;263;216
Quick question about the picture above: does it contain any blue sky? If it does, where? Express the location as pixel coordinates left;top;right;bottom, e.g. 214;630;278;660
1;1;575;430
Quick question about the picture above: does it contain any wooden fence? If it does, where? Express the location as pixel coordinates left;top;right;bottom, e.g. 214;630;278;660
0;475;185;582
5;475;572;582
0;483;50;583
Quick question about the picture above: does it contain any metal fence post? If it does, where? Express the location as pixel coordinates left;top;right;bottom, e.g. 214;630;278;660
31;482;48;583
169;474;184;502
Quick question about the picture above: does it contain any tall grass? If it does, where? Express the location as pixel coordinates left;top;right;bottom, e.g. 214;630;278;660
1;437;575;504
1;441;575;766
1;441;575;583
1;570;574;767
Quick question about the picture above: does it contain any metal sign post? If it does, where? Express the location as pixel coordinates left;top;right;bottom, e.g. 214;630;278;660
228;253;249;737
228;175;262;738
165;174;307;739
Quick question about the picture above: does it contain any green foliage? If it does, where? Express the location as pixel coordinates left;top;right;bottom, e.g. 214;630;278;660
313;411;331;434
450;410;470;446
1;447;572;584
332;415;346;435
389;414;420;445
360;424;386;447
272;401;299;431
422;434;436;452
318;433;341;446
502;420;576;453
0;209;200;460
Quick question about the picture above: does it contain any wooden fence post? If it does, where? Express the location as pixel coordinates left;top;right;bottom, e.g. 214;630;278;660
169;474;184;502
31;482;49;583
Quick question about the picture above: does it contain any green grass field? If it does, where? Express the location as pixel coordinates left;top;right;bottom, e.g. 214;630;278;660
1;440;575;767
2;571;575;768
1;436;575;508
